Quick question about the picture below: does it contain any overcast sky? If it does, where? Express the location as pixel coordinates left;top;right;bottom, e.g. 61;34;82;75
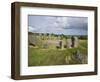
28;15;88;35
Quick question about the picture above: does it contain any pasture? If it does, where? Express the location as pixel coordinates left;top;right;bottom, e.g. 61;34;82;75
28;38;87;66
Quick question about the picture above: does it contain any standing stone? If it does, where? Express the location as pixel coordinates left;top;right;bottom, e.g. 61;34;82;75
66;38;72;48
59;41;62;49
71;36;79;48
74;37;79;48
71;36;75;47
28;33;37;46
56;40;62;49
62;39;66;49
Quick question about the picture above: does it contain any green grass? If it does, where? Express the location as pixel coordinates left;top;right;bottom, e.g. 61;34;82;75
78;40;88;55
28;40;87;66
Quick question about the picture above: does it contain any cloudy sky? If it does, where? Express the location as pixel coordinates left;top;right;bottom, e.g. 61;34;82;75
28;15;88;35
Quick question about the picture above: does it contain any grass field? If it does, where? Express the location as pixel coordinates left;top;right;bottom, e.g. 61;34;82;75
28;40;87;66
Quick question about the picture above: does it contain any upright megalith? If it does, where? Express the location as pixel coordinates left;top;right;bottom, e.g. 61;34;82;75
56;41;62;49
66;38;72;48
74;36;79;48
71;36;75;47
71;36;79;48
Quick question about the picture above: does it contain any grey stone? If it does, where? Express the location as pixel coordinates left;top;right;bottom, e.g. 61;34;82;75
74;37;79;48
66;38;72;48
